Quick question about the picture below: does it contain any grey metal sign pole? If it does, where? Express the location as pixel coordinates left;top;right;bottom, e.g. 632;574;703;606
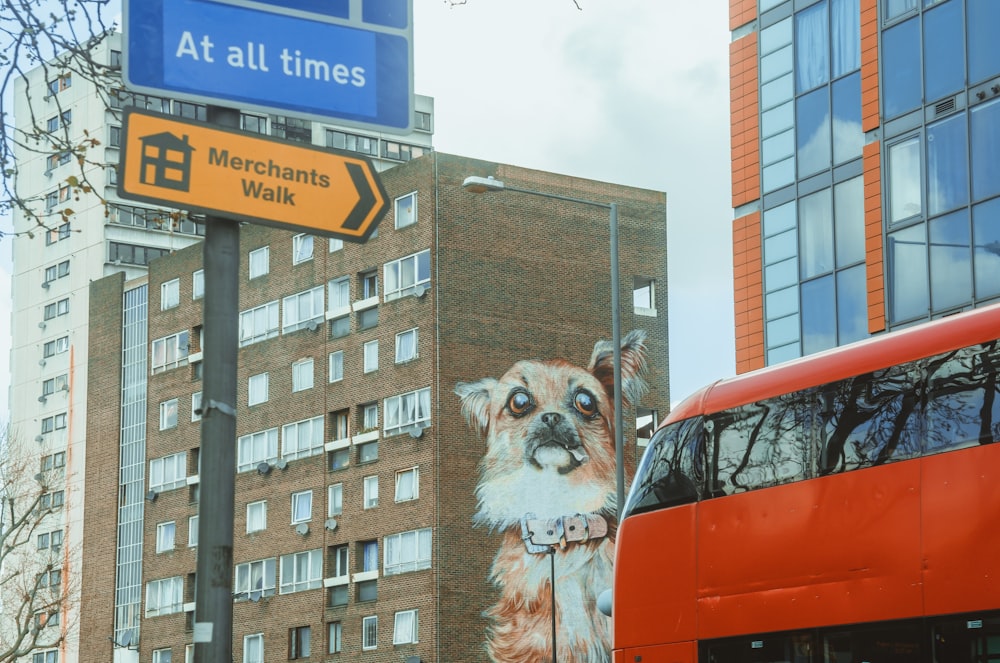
193;105;240;663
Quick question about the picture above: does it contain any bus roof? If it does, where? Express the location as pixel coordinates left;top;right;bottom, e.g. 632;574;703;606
666;303;1000;426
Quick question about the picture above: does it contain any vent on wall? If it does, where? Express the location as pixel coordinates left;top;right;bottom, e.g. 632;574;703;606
935;96;956;117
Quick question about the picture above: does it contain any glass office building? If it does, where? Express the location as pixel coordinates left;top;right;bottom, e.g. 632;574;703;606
730;0;1000;372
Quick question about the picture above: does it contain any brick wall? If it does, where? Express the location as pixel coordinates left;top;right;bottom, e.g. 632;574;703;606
82;152;669;662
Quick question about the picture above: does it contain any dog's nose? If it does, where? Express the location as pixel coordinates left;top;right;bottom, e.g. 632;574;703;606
541;412;563;428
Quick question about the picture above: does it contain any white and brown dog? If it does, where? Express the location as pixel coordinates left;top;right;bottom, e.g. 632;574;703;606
455;330;648;663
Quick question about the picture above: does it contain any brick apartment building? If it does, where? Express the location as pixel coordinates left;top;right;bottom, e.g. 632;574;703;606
79;152;668;663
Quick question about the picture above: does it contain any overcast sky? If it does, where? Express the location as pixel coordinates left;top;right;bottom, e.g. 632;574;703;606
412;0;736;403
0;0;736;421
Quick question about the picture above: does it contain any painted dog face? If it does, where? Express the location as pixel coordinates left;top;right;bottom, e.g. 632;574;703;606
456;330;648;528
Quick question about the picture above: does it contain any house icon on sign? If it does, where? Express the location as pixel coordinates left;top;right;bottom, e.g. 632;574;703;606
138;131;195;192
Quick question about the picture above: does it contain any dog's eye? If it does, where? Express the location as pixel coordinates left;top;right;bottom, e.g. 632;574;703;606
574;390;598;418
507;391;533;416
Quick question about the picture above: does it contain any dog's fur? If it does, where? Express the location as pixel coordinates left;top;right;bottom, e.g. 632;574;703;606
455;331;648;663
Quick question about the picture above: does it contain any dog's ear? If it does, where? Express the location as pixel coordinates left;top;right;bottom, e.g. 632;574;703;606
588;329;649;408
454;378;497;438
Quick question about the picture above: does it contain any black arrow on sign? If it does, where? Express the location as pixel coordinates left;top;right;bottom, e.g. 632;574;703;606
342;162;386;232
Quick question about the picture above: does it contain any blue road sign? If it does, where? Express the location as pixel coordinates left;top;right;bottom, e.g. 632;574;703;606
124;0;413;133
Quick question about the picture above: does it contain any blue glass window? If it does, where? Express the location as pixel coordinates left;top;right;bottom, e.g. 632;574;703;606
762;102;794;137
923;0;965;103
766;286;799;319
765;228;798;265
764;200;797;236
836;265;868;344
888;136;922;224
799;188;834;279
766;258;799;291
970;98;1000;202
889;224;929;321
802;275;836;354
968;0;1000;85
797;87;831;178
885;0;918;20
929;209;971;311
796;1;829;92
973;198;1000;299
831;0;860;77
926;113;969;216
832;72;862;164
834;176;865;267
767;314;800;348
883;17;921;119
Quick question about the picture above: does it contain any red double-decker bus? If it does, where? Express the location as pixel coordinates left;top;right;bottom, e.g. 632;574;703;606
614;304;1000;663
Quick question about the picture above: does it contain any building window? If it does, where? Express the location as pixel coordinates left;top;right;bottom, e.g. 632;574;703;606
384;528;432;576
331;315;350;339
291;490;313;524
110;241;172;266
161;278;180;310
329;544;349;579
633;277;657;315
362;403;379;431
327;622;342;654
152;651;172;663
363;475;378;509
40;452;66;472
192;392;202;422
192;269;204;300
384;387;431;436
155;521;175;553
292;234;314;264
247;500;267;533
362;615;378;650
329;237;343;252
361;540;379;572
326;129;378;155
328;350;344;382
248;372;269;406
279;549;322;594
44;259;70;283
328;483;343;516
395;467;418;502
249;246;269;279
150;452;186;492
189;515;199;547
145;576;184;616
42;335;69;357
358;440;378;464
151;330;190;374
40;413;67;434
359;270;378;299
357;306;378;330
328;448;349;471
159;398;178;430
395;328;418;363
384;250;430;301
44;222;71;244
241;113;268;134
283;286;324;332
363;340;378;373
288;625;311;660
393;609;418;645
292;358;314;392
395;192;417;229
239;301;279;346
237;428;279;472
328;276;350;312
243;633;264;663
282;416;324;461
37;529;64;551
235;558;276;600
43;298;69;320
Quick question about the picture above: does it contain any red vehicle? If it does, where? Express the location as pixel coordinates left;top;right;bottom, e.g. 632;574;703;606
614;304;1000;663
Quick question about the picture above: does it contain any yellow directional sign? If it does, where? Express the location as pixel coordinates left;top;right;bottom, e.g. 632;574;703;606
118;108;388;241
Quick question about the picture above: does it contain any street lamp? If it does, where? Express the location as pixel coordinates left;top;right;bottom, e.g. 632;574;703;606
461;175;626;514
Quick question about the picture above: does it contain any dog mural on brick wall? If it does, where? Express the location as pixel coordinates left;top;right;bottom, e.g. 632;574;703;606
455;330;648;663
